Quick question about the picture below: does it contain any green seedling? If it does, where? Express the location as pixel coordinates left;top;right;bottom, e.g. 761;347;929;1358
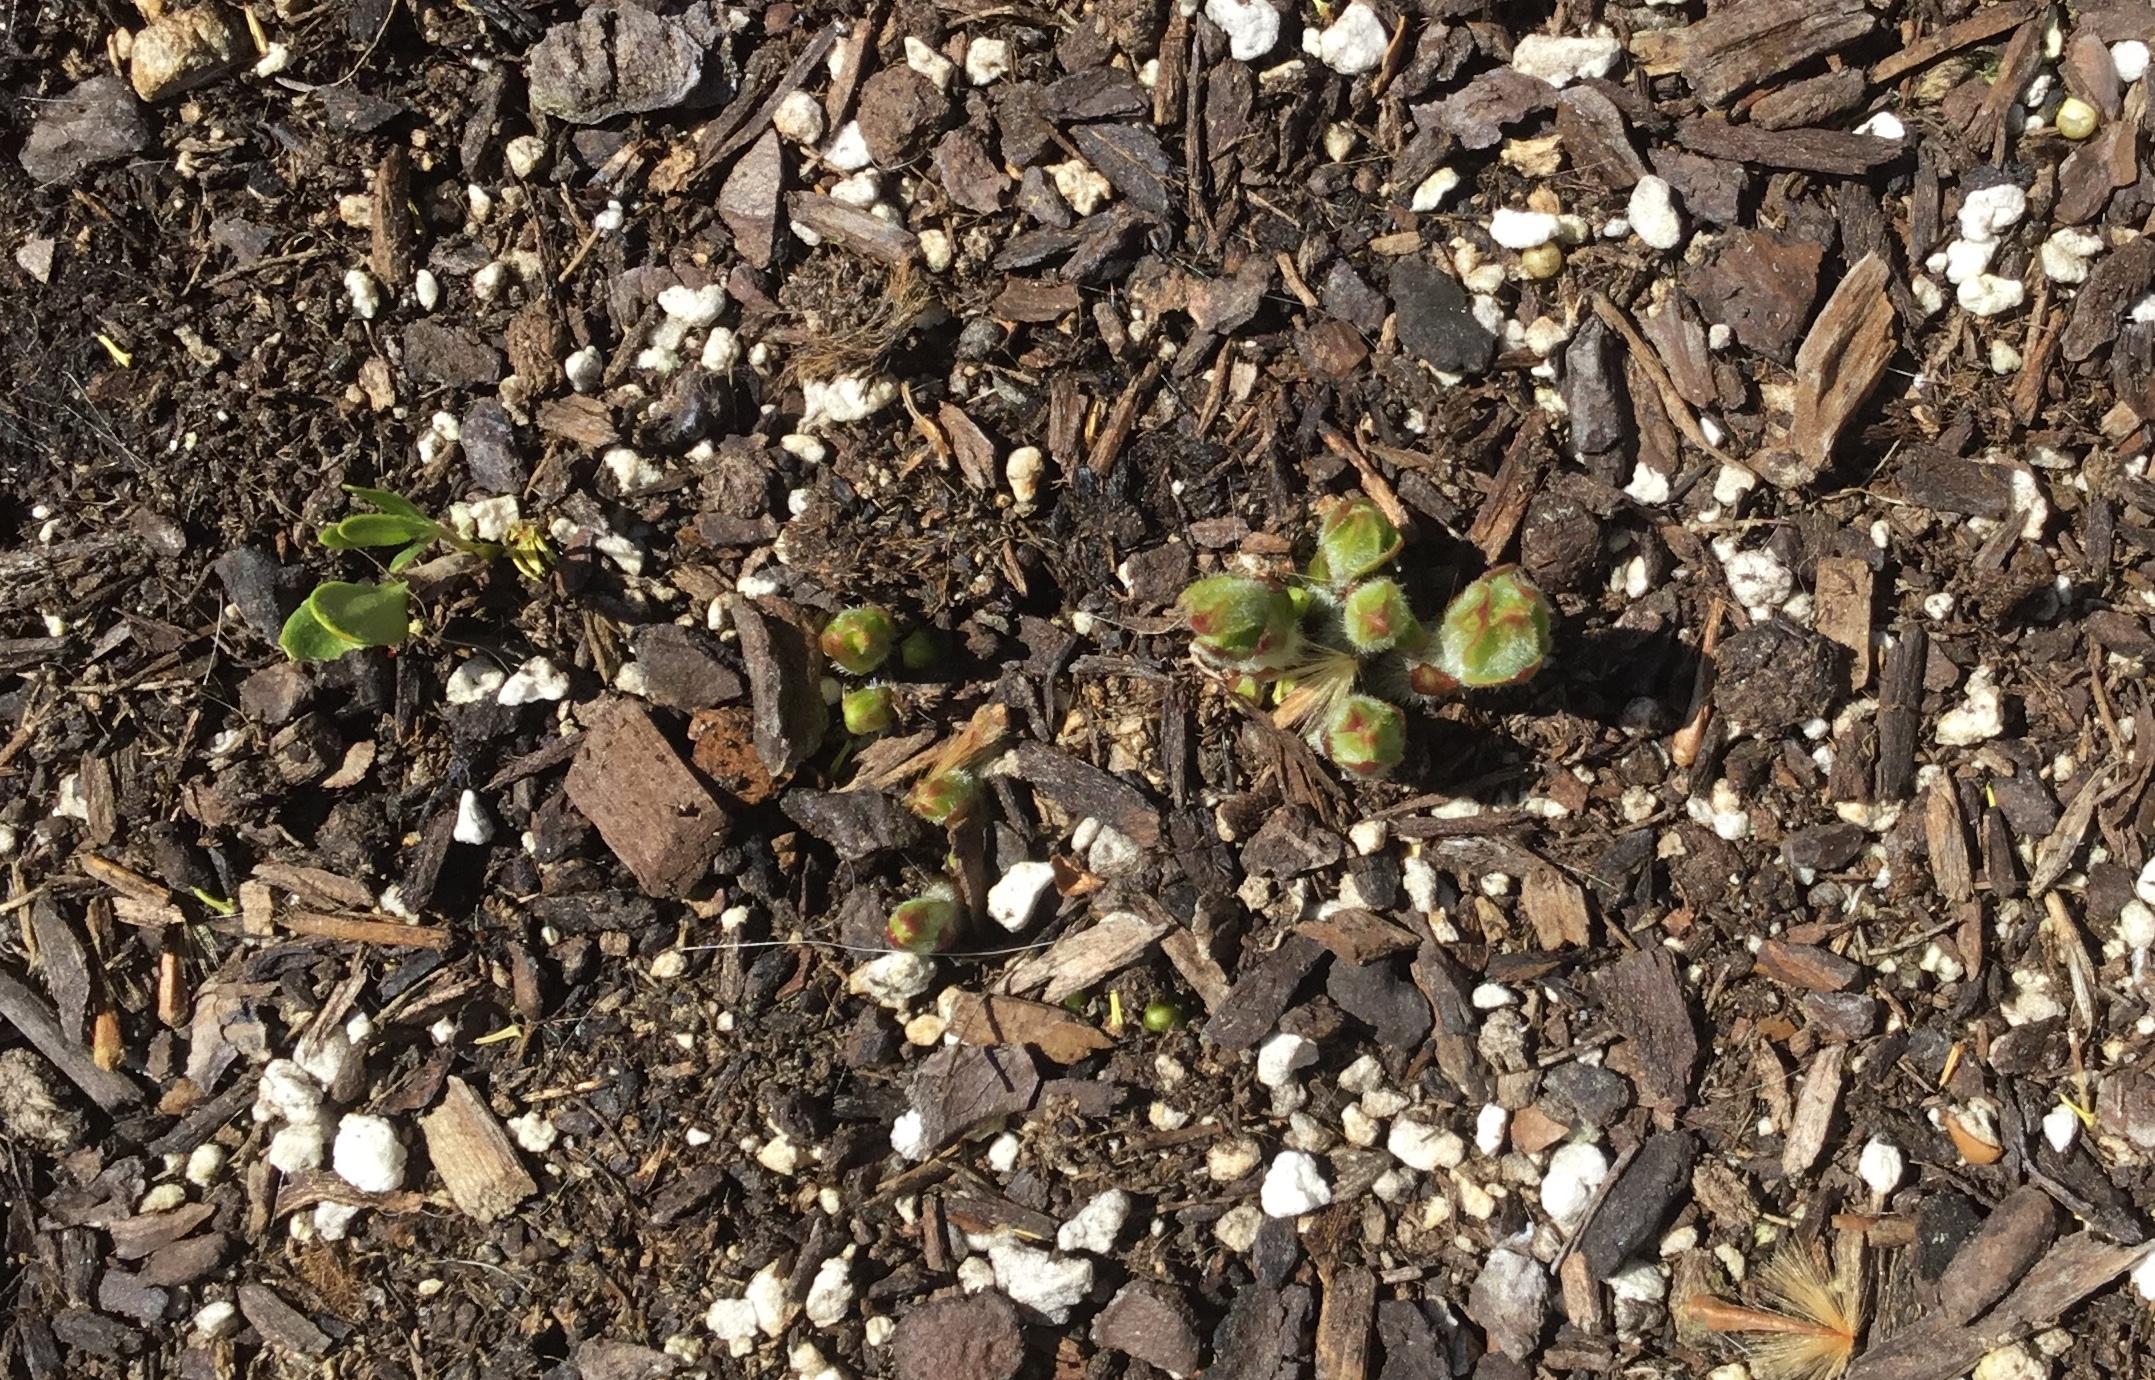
1341;577;1418;654
279;580;411;662
903;703;1007;827
1176;497;1553;778
1417;566;1552;692
283;485;554;662
907;768;982;827
1178;575;1300;668
886;891;961;954
1310;495;1403;585
842;685;896;736
898;626;942;670
821;605;898;675
1324;695;1407;779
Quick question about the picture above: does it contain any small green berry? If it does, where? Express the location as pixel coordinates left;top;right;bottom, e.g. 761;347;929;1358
820;606;898;675
1323;695;1406;778
1313;496;1402;587
907;769;982;827
1142;1000;1184;1033
842;686;895;735
1341;578;1418;653
899;626;942;670
1434;567;1553;688
1178;575;1298;662
887;896;960;953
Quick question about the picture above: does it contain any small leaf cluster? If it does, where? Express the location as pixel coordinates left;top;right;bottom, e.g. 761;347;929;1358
1179;496;1553;778
281;486;553;663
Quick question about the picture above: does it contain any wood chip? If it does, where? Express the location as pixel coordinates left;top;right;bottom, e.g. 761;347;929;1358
1522;867;1592;949
786;192;919;264
237;1283;331;1358
1675;118;1902;175
564;701;730;898
1000;910;1170;1004
1814;556;1874;688
1314;1265;1374;1380
1781;1043;1846;1177
419;1077;538;1224
1755;938;1863;991
0;967;141;1110
1870;2;2034;82
944;993;1114;1065
1678;0;1877;105
1594;948;1697;1111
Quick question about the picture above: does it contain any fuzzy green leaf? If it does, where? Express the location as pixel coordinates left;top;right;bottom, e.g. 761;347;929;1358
821;606;898;675
886;896;961;953
1314;497;1402;587
1341;578;1418;653
1179;575;1299;663
1323;694;1406;778
1434;568;1552;688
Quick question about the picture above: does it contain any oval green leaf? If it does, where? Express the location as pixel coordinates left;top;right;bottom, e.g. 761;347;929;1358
341;484;429;519
278;602;364;662
307;580;410;649
328;513;440;548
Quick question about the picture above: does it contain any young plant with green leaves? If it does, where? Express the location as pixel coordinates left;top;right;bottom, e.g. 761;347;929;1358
820;605;903;737
1178;496;1553;778
281;485;554;662
886;886;962;954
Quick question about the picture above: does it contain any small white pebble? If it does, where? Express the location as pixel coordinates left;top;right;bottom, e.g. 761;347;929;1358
344;269;381;320
2115;40;2151;83
1958;274;2026;318
1474;1103;1509;1157
413;269;439;311
1540;1142;1610;1229
1858;110;1906;140
1255;1032;1318;1089
2041;1104;2080;1154
1958;183;2028;242
1490;208;1560;250
185;1142;226;1186
505;134;546;178
1935;667;2005;746
565;345;603;393
498;656;569;705
1260;1150;1332;1217
904;35;954;89
1307;2;1387;76
452;790;494;845
332;1114;407;1194
1508;33;1621;88
1410;167;1460;212
194;1300;241;1338
1857;1137;1904;1195
1056;1189;1131;1254
1628;175;1684;251
1204;0;1280;61
965;36;1012;84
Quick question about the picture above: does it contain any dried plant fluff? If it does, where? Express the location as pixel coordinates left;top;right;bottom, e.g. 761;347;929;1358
1679;1244;1865;1380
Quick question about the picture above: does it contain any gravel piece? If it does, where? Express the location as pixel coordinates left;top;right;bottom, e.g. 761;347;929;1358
18;77;151;184
890;1291;1024;1380
528;4;704;124
1260;1150;1332;1217
1092;1279;1202;1373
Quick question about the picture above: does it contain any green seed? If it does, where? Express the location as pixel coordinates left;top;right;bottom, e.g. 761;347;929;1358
899;627;942;670
1519;243;1563;280
1142;1000;1184;1033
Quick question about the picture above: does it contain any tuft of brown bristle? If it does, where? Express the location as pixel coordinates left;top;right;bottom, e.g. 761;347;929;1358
1679;1245;1864;1380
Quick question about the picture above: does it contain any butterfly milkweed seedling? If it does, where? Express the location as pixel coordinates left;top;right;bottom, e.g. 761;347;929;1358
886;887;962;954
280;485;554;661
1177;496;1553;777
